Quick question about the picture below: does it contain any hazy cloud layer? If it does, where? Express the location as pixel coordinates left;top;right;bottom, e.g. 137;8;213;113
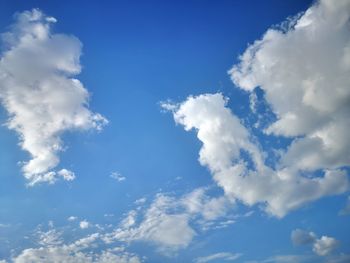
0;9;107;185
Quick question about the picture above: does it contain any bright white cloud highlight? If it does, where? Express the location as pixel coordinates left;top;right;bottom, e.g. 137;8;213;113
291;229;339;256
0;9;107;185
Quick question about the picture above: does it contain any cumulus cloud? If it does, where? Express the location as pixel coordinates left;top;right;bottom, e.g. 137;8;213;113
163;93;349;217
0;9;107;185
313;236;339;256
230;0;350;172
163;0;350;217
291;229;339;256
194;252;241;263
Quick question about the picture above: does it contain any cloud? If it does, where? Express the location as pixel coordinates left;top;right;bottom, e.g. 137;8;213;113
163;93;349;217
230;0;350;172
291;229;339;256
67;216;78;222
181;188;233;221
79;220;90;229
102;188;235;254
110;172;126;182
194;252;241;263
36;229;63;247
12;231;141;263
313;236;339;256
0;9;107;185
104;193;195;254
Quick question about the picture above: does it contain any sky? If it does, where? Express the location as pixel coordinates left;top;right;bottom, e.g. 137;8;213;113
0;0;349;262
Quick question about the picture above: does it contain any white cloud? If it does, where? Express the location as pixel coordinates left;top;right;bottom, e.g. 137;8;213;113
79;220;90;229
164;93;349;217
105;193;195;254
181;188;233;221
0;9;107;185
313;236;339;256
291;229;339;256
12;231;141;263
67;216;78;222
230;0;350;173
102;188;235;254
110;172;126;182
36;229;63;247
13;248;141;263
194;252;241;263
134;197;147;205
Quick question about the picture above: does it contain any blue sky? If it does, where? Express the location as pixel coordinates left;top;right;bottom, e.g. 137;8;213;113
0;0;350;262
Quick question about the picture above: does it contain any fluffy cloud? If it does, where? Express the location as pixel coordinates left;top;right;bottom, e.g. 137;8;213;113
0;9;107;185
194;252;241;263
164;93;349;217
230;0;350;172
164;0;350;217
313;236;339;256
291;229;339;256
